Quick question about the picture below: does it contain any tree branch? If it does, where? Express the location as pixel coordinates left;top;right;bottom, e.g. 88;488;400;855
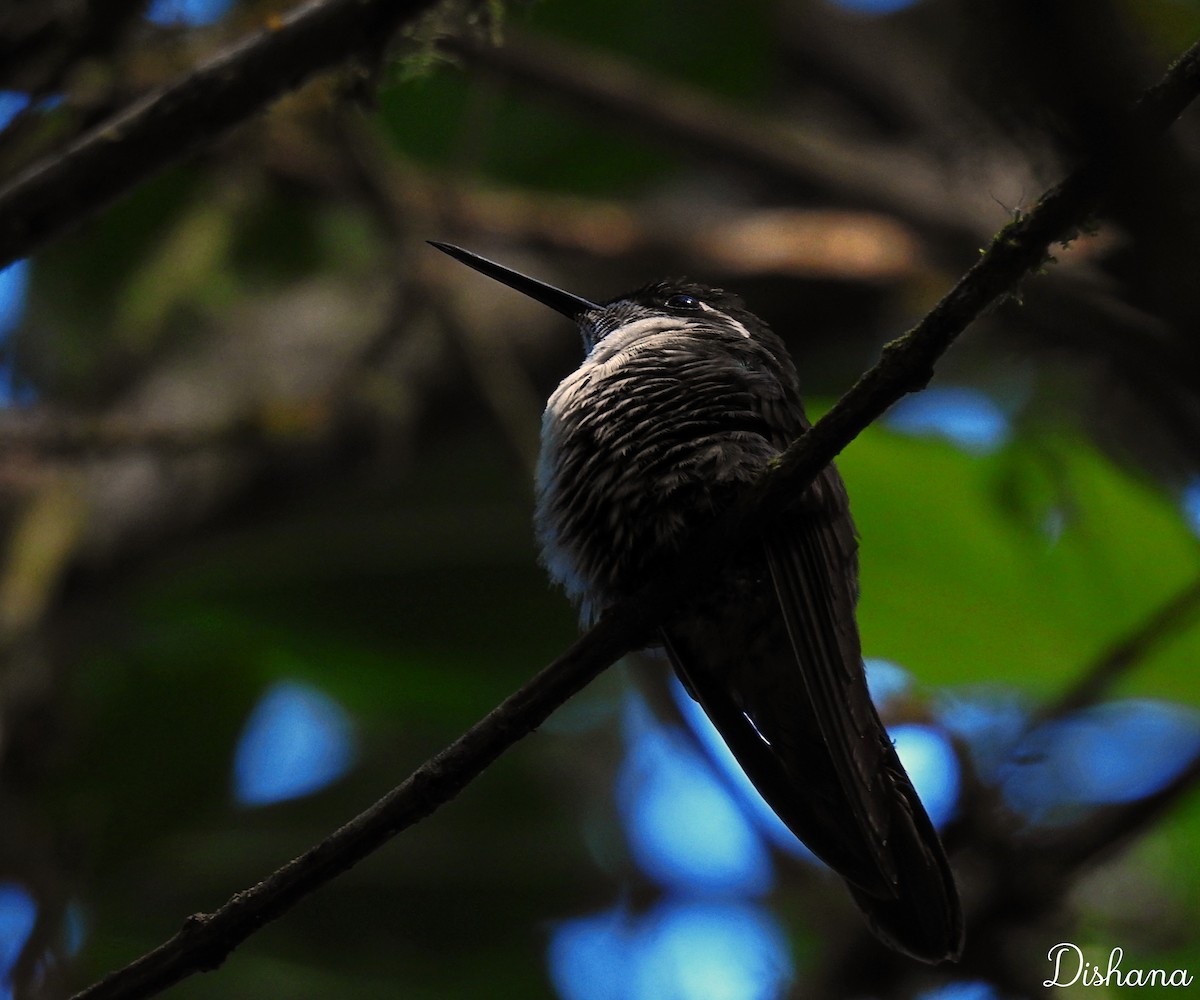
68;33;1200;1000
0;0;457;271
68;612;646;1000
442;29;1015;240
1042;574;1200;721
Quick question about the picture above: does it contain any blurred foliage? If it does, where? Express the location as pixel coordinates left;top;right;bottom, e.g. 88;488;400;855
382;0;772;193
845;427;1200;698
2;0;1200;998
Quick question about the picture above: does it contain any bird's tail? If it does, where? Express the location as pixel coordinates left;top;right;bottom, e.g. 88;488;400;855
662;532;963;963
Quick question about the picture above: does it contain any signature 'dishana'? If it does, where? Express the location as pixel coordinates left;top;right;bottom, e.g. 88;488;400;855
1045;943;1194;988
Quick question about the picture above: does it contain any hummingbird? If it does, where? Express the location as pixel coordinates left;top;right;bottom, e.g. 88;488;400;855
430;241;964;963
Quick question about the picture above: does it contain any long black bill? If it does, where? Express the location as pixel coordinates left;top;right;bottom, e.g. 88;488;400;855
429;242;600;321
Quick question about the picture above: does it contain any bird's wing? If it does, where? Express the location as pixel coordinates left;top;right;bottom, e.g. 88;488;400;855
661;466;963;962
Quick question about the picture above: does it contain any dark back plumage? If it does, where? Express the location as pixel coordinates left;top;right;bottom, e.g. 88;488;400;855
536;280;801;620
431;244;964;964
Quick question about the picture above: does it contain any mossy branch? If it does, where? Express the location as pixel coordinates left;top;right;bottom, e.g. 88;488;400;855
0;0;468;271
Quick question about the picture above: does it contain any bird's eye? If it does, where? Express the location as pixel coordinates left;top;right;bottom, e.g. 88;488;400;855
665;294;703;310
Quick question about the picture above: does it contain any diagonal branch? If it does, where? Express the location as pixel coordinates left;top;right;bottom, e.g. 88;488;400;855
68;612;647;1000
1041;574;1200;721
0;0;458;271
69;33;1200;1000
443;29;1014;240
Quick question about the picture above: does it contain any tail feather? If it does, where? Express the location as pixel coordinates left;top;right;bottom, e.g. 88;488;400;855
845;767;963;961
660;478;963;963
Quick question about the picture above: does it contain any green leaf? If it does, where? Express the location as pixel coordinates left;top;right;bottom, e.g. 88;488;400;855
840;428;1200;703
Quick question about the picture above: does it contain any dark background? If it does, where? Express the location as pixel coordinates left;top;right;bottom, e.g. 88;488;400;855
2;1;1200;998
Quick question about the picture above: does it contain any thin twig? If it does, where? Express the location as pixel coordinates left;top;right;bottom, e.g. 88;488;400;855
66;35;1200;1000
443;29;1007;239
1044;753;1200;871
0;408;261;454
0;0;457;270
1041;574;1200;721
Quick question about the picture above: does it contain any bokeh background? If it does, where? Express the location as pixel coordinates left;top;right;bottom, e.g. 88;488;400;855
3;0;1200;998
